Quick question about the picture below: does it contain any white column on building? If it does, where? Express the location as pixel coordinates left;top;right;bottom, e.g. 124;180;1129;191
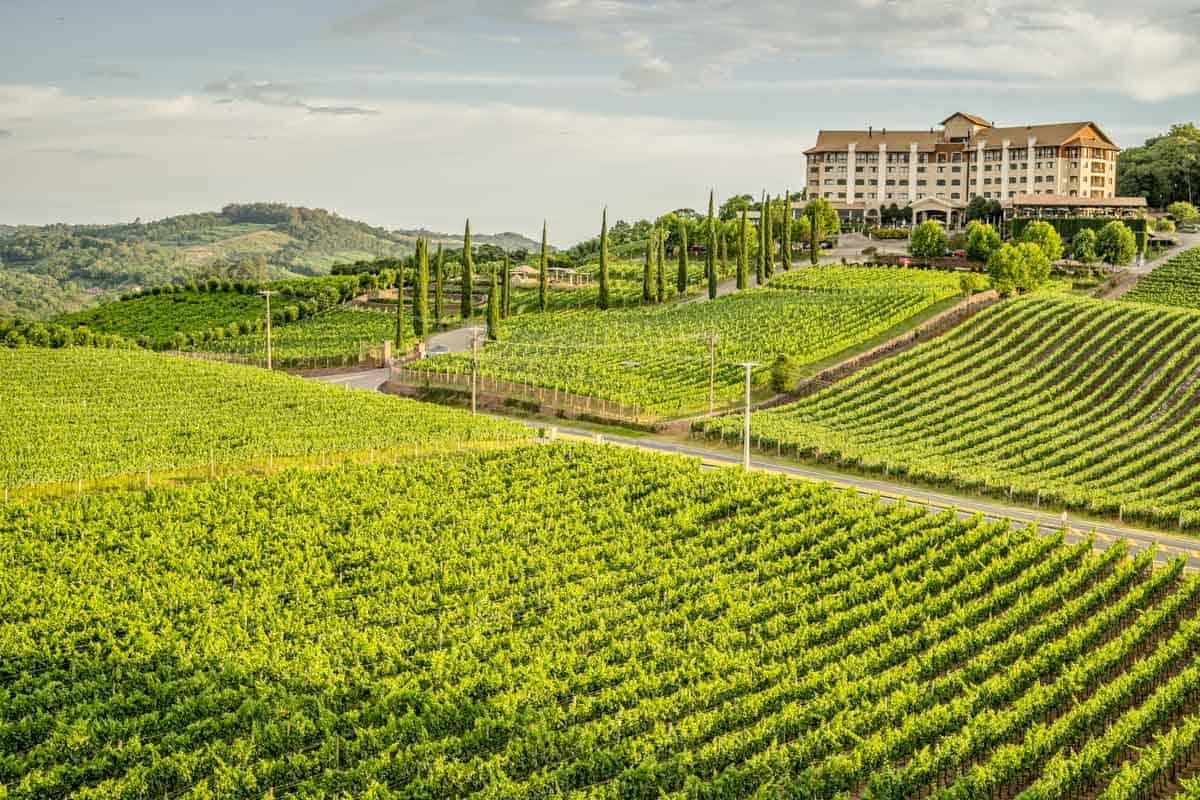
1001;139;1011;202
975;140;986;198
1055;147;1064;195
908;142;918;204
1026;136;1036;196
846;142;856;204
877;142;887;216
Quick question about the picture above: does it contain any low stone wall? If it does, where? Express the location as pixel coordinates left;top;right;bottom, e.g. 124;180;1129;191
758;289;1001;409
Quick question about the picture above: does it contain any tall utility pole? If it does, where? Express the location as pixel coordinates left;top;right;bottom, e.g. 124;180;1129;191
259;290;277;370
707;331;717;414
737;362;758;471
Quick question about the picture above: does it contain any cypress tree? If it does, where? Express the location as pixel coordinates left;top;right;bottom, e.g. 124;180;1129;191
676;219;689;294
413;237;429;337
655;226;666;303
737;207;749;290
538;220;548;312
706;190;717;300
756;192;767;285
719;229;728;279
460;219;473;319
486;262;501;340
780;190;791;272
764;194;774;280
394;252;406;347
598;207;611;310
433;242;444;324
642;235;653;303
501;253;511;319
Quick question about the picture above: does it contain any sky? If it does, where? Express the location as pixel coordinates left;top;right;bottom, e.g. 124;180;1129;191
1;0;1199;245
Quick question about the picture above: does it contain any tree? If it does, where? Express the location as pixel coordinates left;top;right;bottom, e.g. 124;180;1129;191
959;272;986;297
1019;220;1065;262
433;243;444;323
676;217;689;294
1072;228;1099;264
413;237;429;337
1096;220;1137;265
642;236;653;303
656;226;666;302
538;221;548;312
719;230;728;280
964;220;1001;263
394;248;406;345
756;192;767;285
706;190;718;300
597;207;611;310
965;195;990;222
718;193;754;221
763;194;774;280
987;242;1050;296
779;191;791;271
1168;201;1199;222
910;220;949;258
737;207;749;291
460;219;473;319
486;262;501;340
802;198;840;265
1155;217;1176;233
501;253;511;319
1118;124;1200;207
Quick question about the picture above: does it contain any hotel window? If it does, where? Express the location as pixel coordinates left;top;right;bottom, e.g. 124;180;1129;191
918;153;929;163
951;179;960;186
984;149;1002;161
917;166;926;173
951;193;961;199
952;152;961;162
855;178;865;186
838;192;846;199
917;179;927;186
886;179;896;186
936;179;946;186
937;166;945;174
855;193;864;199
951;166;961;173
984;177;992;185
983;192;992;198
937;153;947;163
855;166;864;173
1034;176;1043;183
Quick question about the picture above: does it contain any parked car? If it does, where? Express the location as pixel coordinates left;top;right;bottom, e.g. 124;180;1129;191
819;240;834;250
898;256;913;266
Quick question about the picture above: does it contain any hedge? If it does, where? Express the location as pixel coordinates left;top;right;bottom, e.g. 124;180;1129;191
1011;216;1146;243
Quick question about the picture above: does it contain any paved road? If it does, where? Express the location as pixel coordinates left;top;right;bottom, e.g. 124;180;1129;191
309;368;1200;570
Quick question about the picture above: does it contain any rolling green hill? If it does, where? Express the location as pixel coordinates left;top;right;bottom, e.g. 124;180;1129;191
0;204;410;319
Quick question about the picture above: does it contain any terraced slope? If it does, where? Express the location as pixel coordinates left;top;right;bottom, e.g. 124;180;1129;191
1124;247;1200;309
696;294;1200;528
4;445;1200;798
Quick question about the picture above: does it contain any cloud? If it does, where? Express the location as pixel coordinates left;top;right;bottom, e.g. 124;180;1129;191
0;129;11;138
204;73;379;116
330;0;1200;100
88;66;141;80
30;147;145;161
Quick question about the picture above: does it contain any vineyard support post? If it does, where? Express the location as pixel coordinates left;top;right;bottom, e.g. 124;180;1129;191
259;290;277;370
737;362;758;471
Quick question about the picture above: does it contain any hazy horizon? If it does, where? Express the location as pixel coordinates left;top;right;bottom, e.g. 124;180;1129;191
3;0;1198;246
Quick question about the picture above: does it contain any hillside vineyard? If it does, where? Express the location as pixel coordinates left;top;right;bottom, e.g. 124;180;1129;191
0;348;528;489
4;445;1200;798
409;268;961;415
1123;247;1200;310
697;292;1200;529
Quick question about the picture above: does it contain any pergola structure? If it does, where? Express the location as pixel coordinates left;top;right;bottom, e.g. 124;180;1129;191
910;196;965;228
1005;194;1147;219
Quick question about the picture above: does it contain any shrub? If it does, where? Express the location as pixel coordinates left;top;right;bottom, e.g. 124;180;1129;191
869;227;908;240
959;273;986;296
1155;217;1176;233
987;242;1050;296
1019;220;1064;262
771;353;802;393
910;221;948;259
965;221;1001;262
1072;228;1099;264
1097;221;1137;266
1168;201;1198;222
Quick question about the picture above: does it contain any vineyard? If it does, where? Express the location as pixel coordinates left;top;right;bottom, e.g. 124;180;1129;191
52;288;268;347
403;268;960;417
1124;247;1200;309
180;307;416;368
5;444;1200;798
0;347;527;490
695;293;1200;529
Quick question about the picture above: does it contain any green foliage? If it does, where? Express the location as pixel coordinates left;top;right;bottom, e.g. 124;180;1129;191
598;208;611;311
412;267;956;415
655;227;666;303
869;227;909;240
1123;246;1200;308
779;189;791;272
538;221;549;312
1097;221;1138;266
1019;220;1065;263
959;272;986;296
413;239;430;337
706;191;718;300
1072;228;1099;264
460;219;474;319
676;218;689;294
502;254;511;319
737;208;749;291
1168;201;1199;222
802;198;840;265
486;262;502;341
1117;123;1200;207
1011;216;1147;244
987;242;1051;296
964;221;1002;263
698;292;1200;527
642;236;653;303
1;317;134;349
434;242;445;321
770;352;802;393
965;195;1004;222
909;221;949;259
1154;217;1176;233
0;347;526;486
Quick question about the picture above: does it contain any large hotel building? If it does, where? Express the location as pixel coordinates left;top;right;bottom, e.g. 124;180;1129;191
804;112;1122;225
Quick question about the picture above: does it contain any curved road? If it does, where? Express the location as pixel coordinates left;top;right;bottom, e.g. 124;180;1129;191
313;367;1200;570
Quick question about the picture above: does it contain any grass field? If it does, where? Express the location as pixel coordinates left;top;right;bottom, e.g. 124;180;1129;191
5;444;1200;798
697;293;1200;529
0;347;526;489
